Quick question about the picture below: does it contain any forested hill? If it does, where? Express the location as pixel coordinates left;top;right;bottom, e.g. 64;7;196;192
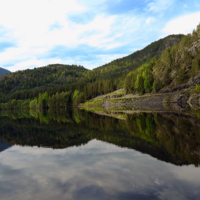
0;34;184;105
124;24;200;97
1;64;88;90
0;64;89;102
92;34;184;80
0;67;10;76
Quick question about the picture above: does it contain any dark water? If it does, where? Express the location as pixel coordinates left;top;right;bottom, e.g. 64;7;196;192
0;108;200;200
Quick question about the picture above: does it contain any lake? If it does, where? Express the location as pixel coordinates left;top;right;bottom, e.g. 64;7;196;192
0;108;200;200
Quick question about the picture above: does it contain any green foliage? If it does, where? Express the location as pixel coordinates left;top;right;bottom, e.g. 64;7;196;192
177;67;188;84
124;75;131;94
21;99;31;109
161;47;172;67
135;75;145;95
163;67;172;86
124;61;155;95
0;64;88;103
82;99;103;106
183;51;192;66
48;91;72;108
72;90;82;105
30;98;37;109
144;75;153;93
195;84;200;93
152;79;162;93
73;90;80;102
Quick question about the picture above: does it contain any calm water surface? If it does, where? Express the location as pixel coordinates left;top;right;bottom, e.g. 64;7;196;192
0;108;200;200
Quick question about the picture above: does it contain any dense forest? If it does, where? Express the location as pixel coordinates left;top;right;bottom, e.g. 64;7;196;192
0;34;184;109
124;24;200;95
0;109;200;166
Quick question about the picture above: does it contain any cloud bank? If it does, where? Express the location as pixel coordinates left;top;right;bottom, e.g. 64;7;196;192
0;0;200;72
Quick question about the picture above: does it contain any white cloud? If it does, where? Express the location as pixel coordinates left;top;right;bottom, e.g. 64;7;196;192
146;17;155;25
0;0;199;72
0;0;119;71
6;58;63;72
0;0;85;47
70;15;116;47
162;12;200;34
146;0;175;13
106;43;122;50
1;139;199;200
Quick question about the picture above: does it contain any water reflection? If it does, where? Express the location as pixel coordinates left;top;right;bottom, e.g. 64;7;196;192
0;108;200;199
0;140;200;200
0;109;200;166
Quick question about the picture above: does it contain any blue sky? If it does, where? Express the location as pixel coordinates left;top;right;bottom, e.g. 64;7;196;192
0;0;200;72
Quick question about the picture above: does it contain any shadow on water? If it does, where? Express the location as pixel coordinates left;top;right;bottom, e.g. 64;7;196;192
0;108;200;167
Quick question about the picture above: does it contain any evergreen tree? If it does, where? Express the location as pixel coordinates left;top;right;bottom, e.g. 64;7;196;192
135;75;145;95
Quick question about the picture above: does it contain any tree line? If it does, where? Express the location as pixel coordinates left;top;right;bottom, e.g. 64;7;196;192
0;77;121;110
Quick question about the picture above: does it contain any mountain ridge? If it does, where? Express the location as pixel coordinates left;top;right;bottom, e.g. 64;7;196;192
92;34;184;80
0;67;10;76
0;33;184;104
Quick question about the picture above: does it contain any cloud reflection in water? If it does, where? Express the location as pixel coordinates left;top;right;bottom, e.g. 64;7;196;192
0;140;199;200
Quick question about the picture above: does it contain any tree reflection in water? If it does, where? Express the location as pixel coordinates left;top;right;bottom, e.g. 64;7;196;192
0;108;200;166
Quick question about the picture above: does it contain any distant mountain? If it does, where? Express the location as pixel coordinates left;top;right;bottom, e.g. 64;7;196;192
0;67;10;76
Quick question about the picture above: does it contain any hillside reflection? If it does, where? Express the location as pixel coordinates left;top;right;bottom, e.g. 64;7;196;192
0;108;200;166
